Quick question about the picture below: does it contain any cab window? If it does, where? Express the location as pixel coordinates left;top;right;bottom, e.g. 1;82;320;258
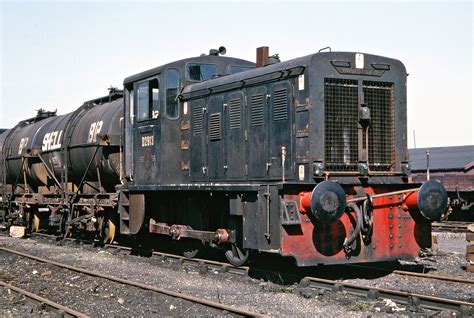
166;69;179;119
186;63;218;81
137;79;159;121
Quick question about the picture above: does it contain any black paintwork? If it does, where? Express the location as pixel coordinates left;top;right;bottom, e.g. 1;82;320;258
0;50;411;260
120;51;408;252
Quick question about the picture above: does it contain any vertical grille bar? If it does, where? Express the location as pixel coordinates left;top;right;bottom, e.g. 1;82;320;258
363;81;395;171
324;78;359;171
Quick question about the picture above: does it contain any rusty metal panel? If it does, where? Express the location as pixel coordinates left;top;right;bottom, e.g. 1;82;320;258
129;193;145;234
280;186;429;266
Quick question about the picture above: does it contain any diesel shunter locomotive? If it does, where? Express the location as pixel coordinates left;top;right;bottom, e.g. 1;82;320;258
0;47;448;266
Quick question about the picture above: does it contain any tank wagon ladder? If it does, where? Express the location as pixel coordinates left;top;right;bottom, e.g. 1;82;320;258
1;125;22;223
4;127;25;193
62;103;95;196
59;99;120;243
2;125;33;227
59;102;96;233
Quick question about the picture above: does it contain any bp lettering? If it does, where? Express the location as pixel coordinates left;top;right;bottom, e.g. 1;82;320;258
87;121;103;143
18;137;29;155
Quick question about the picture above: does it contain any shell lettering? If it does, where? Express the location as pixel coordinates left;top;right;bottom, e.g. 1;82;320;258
42;130;63;151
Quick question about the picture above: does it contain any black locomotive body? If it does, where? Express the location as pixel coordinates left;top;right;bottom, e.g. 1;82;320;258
0;48;448;266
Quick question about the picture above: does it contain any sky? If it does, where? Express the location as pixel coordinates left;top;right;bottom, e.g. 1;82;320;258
0;1;472;148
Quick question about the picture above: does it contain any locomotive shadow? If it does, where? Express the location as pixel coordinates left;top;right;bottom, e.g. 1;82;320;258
311;217;363;257
247;253;436;286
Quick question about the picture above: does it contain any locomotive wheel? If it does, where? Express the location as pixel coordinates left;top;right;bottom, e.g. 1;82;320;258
224;243;249;267
177;239;200;259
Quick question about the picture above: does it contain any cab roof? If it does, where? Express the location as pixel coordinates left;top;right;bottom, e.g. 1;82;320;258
123;55;255;85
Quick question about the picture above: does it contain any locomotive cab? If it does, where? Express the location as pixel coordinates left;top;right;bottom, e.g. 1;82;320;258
122;52;255;187
120;51;256;238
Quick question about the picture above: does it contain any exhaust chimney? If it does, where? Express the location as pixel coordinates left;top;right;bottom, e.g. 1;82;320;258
256;46;269;68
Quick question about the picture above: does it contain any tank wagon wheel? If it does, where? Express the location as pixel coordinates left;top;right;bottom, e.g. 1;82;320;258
64;226;73;238
32;214;40;233
25;210;40;233
103;218;116;244
58;212;73;239
98;215;117;244
224;243;249;267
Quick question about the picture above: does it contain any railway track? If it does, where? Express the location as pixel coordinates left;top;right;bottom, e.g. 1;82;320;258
0;280;89;317
0;246;263;317
4;230;473;286
75;241;474;314
432;221;471;233
2;234;473;315
28;231;473;285
347;263;474;285
302;276;473;313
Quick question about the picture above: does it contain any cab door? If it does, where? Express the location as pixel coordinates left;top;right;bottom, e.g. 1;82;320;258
132;77;161;185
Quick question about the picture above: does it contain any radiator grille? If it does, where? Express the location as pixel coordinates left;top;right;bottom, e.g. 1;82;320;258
209;112;222;140
324;78;359;171
272;88;288;121
192;105;203;135
250;94;264;126
363;81;395;171
324;78;395;172
228;98;241;130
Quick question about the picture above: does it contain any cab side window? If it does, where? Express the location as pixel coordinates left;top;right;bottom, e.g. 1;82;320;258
137;82;149;121
166;69;179;119
137;79;159;121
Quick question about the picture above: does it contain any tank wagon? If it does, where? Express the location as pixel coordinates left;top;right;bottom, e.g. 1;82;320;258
0;47;448;266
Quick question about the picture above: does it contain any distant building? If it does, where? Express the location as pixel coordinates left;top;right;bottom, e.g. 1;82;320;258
409;145;473;218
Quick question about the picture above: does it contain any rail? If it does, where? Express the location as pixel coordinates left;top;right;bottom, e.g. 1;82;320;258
0;280;89;317
0;246;264;317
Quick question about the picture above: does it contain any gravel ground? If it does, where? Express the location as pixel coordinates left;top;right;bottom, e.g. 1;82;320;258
342;232;473;305
0;251;239;317
0;285;61;317
0;232;472;317
0;236;368;317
